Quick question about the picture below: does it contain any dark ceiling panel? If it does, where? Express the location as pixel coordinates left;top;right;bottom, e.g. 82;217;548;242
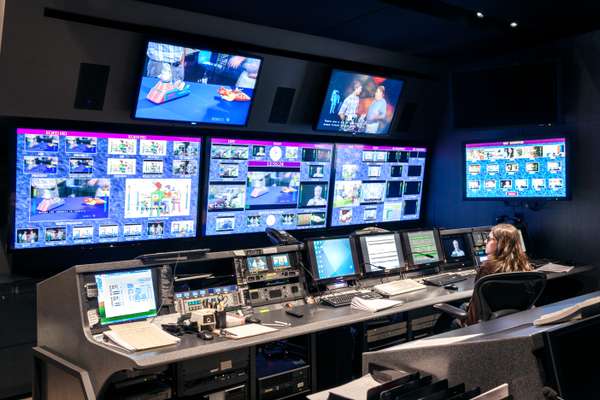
136;0;600;59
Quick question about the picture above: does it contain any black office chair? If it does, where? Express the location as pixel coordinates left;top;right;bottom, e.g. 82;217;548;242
433;271;547;325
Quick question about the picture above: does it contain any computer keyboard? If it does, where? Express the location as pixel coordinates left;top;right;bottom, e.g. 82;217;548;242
320;289;381;307
422;272;469;287
373;279;427;297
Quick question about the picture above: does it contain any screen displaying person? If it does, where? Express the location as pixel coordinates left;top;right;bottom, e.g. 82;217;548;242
146;42;185;82
227;56;260;89
451;240;465;257
307;185;327;206
338;81;362;123
365;85;387;134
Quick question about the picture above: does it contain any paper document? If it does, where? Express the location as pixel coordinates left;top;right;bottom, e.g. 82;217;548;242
534;295;600;326
537;263;573;273
104;321;180;351
220;323;278;339
308;373;381;400
351;297;403;312
472;383;509;400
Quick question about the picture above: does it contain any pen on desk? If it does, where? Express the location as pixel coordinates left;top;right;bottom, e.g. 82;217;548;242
274;320;291;326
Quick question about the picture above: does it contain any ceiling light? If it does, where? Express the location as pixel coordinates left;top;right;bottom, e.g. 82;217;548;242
476;11;484;19
510;21;518;28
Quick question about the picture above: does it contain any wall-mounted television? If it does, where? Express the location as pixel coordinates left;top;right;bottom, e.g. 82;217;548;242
464;137;567;200
330;143;427;227
12;128;201;249
133;40;262;126
205;137;333;236
315;69;404;135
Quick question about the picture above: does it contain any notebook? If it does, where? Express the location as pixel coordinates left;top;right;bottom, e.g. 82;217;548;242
351;297;403;312
219;323;278;339
104;321;180;351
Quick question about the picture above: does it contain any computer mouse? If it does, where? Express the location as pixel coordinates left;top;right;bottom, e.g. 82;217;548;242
198;331;214;341
245;316;261;324
444;284;458;291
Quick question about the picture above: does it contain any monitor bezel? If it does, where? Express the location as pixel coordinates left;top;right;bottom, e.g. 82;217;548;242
356;231;405;277
305;235;361;283
463;135;570;201
6;118;204;254
401;228;444;270
328;142;429;230
313;67;406;136
131;36;264;128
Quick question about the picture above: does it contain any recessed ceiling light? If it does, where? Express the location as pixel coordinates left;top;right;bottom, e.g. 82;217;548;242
510;21;518;28
476;11;484;19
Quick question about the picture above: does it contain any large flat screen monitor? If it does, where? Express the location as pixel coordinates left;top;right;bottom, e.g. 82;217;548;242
306;237;360;282
402;229;442;269
13;128;201;249
95;268;158;325
205;137;333;235
316;69;404;135
465;137;567;199
358;232;405;274
133;40;262;126
331;143;426;227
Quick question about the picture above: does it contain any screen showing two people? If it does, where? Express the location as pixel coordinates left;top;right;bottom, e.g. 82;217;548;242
134;41;262;126
14;128;201;249
465;138;566;199
317;70;404;135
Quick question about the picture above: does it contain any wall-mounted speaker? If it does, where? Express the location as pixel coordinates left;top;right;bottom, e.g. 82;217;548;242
74;63;110;110
269;87;296;124
397;102;417;132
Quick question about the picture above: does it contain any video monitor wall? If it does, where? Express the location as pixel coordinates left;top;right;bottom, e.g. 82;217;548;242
13;128;201;249
331;144;427;227
465;138;567;199
316;69;404;135
205;138;333;235
133;40;262;126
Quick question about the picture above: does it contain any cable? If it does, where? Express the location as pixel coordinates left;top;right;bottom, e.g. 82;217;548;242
298;260;324;301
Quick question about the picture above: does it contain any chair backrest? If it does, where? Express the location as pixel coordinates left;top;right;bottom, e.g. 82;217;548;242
473;271;546;321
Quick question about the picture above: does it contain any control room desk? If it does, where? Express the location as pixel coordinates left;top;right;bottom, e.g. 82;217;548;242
32;265;598;400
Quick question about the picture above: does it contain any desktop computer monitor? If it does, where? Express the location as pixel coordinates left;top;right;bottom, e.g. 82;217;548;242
439;229;474;268
306;237;360;282
357;232;405;275
471;228;490;266
94;268;158;325
402;229;442;269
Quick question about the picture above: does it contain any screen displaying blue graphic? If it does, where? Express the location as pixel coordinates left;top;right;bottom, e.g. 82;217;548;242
331;143;427;227
465;138;567;199
134;40;262;126
309;237;358;281
13;128;201;249
205;138;333;236
316;69;404;135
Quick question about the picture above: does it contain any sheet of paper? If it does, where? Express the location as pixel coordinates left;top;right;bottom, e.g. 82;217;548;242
351;297;403;312
472;383;509;400
308;373;381;400
220;323;278;339
537;263;573;273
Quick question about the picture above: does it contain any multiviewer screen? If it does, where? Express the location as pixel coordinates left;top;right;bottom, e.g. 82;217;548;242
95;269;157;326
406;230;440;265
331;143;427;227
465;138;567;199
13;128;201;249
310;237;357;281
206;138;333;235
362;234;404;272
